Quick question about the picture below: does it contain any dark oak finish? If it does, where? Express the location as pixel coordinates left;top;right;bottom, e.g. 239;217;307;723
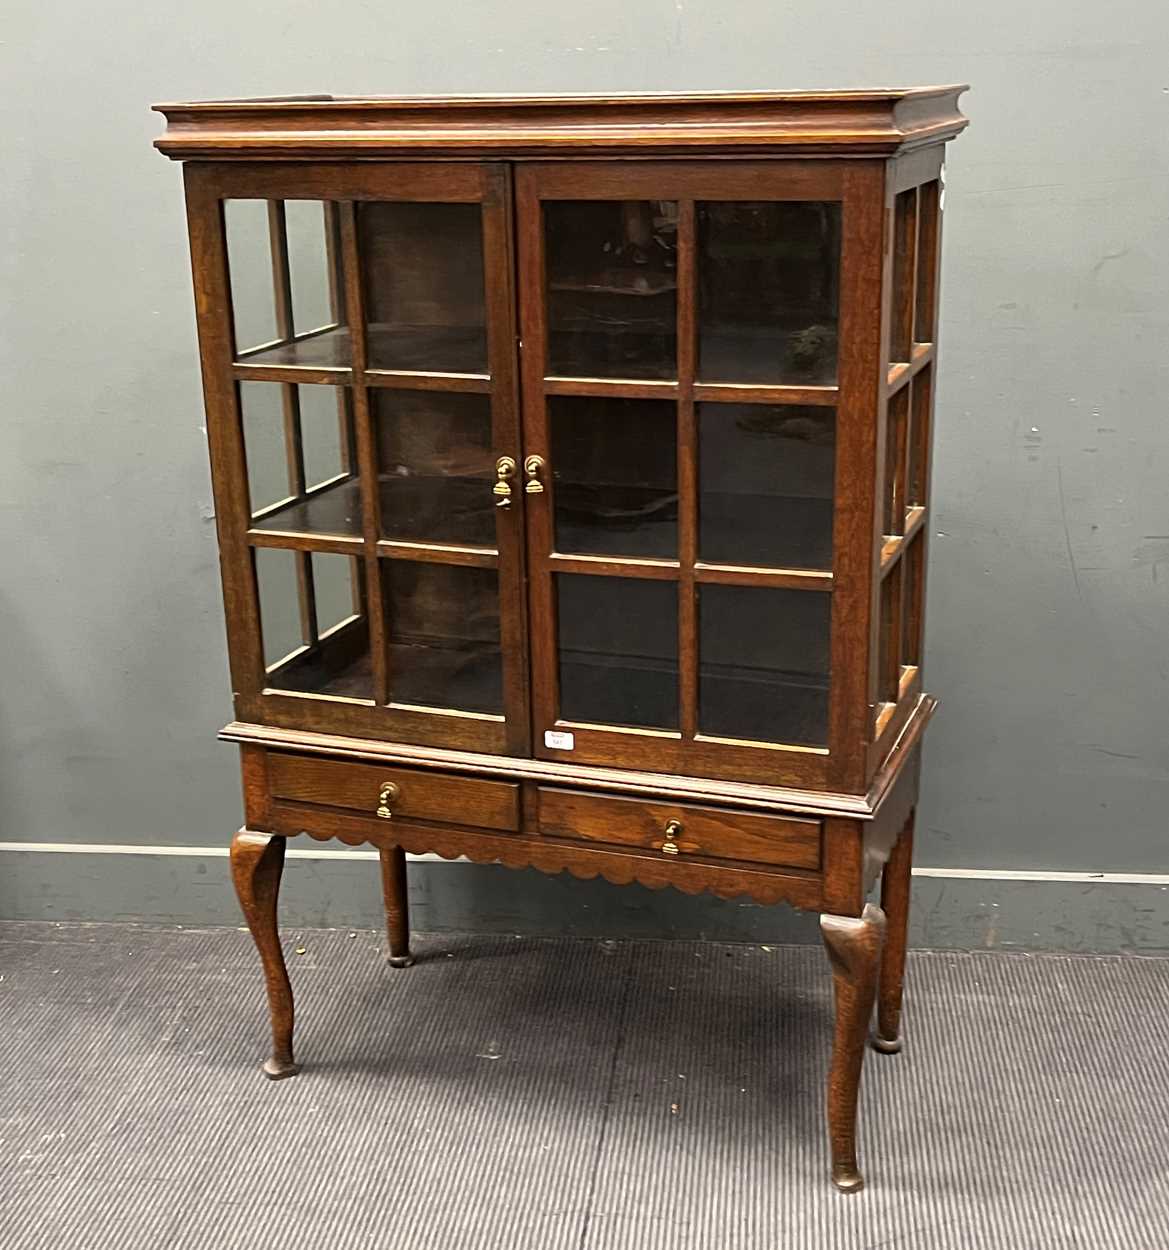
229;831;297;1078
874;810;915;1053
536;787;822;871
267;751;521;831
159;87;966;1193
379;846;415;968
821;903;886;1192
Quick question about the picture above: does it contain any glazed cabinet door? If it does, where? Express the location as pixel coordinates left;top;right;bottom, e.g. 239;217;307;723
186;162;528;755
517;162;882;788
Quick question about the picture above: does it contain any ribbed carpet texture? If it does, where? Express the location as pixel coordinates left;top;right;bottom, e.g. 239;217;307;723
1;920;1167;1249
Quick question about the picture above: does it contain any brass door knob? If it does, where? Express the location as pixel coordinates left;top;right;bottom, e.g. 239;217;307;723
493;456;517;508
660;818;683;855
523;454;546;494
376;781;400;819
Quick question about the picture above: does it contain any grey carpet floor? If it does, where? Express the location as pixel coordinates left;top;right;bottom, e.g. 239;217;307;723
1;921;1167;1249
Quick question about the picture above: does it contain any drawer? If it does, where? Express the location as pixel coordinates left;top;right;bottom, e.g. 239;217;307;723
536;788;820;872
268;753;520;832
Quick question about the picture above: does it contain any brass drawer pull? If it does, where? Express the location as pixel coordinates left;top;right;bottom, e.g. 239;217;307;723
660;818;683;856
376;781;400;819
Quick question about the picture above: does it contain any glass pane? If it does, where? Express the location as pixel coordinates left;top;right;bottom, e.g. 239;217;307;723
699;585;830;745
902;533;924;669
256;547;302;667
248;386;360;539
284;200;337;332
556;575;678;729
699;403;835;570
313;551;358;633
359;203;486;373
240;382;291;515
545;201;678;380
551;397;677;559
299;385;348;490
226;199;350;368
877;564;901;705
884;384;909;536
915;182;940;343
225;200;276;353
374;391;495;546
698;202;841;385
908;365;931;509
890;189;917;364
258;549;371;700
383;562;502;714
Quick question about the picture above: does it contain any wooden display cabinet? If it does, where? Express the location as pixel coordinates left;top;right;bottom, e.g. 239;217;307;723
154;87;967;1191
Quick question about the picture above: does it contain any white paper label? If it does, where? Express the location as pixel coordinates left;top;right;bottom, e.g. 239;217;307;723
544;730;575;751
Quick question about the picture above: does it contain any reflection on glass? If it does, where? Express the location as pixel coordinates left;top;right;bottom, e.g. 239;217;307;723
699;585;830;745
545;201;678;379
699;403;835;569
915;182;940;343
245;384;360;539
698;201;841;384
284;200;338;332
299;384;348;490
877;564;900;705
556;575;678;729
225;200;277;354
374;391;496;546
313;551;358;633
227;200;350;368
359;203;487;373
257;549;370;699
890;189;917;364
902;534;923;669
384;562;502;713
241;383;291;515
884;385;908;536
908;366;931;509
551;397;677;558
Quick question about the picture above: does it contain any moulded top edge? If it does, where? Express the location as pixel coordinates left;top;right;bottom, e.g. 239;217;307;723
153;85;968;160
153;85;969;111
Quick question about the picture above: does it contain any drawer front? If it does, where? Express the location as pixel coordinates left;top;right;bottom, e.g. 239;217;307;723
269;753;520;832
536;788;820;871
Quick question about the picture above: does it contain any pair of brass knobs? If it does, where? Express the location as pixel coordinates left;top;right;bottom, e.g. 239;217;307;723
493;455;544;508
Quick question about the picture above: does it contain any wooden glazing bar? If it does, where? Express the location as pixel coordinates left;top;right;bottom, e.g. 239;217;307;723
232;362;351;386
235;322;342;361
885;342;933;394
543;376;678;399
548;552;680;580
676;199;698;741
878;506;925;574
693;382;839;407
340;202;390;706
694;563;834;591
375;539;499;568
364;369;491;393
246;530;364;556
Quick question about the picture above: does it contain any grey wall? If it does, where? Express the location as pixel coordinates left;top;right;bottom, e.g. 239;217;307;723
3;1;1168;947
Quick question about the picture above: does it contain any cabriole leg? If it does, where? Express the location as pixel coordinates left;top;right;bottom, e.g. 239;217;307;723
379;846;415;968
229;830;298;1080
874;811;915;1054
820;903;886;1193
